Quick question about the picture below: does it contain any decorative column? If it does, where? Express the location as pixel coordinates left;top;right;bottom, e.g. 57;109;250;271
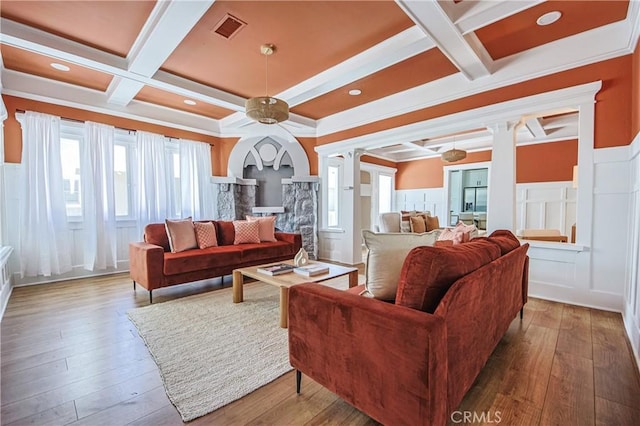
211;177;256;220
486;121;518;233
342;148;364;265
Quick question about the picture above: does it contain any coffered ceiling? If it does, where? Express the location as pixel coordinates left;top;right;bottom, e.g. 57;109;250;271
1;0;638;161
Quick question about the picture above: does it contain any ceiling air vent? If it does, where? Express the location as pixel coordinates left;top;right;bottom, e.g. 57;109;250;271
211;14;246;40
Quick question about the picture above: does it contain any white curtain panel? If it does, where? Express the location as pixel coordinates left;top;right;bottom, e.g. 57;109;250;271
81;121;117;271
17;111;72;277
179;139;214;220
135;131;173;233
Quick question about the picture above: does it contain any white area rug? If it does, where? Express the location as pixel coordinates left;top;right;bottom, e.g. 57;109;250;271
127;282;292;422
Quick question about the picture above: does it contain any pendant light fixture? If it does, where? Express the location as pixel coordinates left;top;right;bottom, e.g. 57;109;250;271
245;44;289;124
441;136;467;162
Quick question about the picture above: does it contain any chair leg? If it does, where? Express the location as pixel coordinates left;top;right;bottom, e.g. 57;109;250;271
149;290;153;304
520;307;524;320
296;370;301;394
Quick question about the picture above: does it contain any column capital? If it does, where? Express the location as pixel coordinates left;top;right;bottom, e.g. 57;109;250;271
344;148;366;159
485;120;518;134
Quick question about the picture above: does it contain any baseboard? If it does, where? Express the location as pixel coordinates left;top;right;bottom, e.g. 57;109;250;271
12;261;130;287
528;280;623;312
623;303;640;374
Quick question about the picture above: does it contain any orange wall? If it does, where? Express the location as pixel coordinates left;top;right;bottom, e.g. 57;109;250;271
318;55;632;150
396;151;492;189
396;139;578;189
2;95;238;176
516;140;577;183
633;41;640;137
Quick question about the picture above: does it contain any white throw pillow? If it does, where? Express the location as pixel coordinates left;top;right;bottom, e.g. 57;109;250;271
362;229;440;300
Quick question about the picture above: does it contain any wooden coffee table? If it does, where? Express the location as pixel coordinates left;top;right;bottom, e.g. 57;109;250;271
232;260;358;328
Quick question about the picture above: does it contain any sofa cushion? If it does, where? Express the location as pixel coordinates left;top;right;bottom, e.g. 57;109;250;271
362;229;440;301
233;221;261;244
396;239;501;313
194;221;218;249
215;220;235;246
144;223;171;252
246;215;277;242
488;230;521;255
163;245;242;276
238;241;296;263
165;217;197;253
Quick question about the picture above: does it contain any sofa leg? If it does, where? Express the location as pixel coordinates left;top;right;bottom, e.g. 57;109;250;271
133;281;136;291
149;290;153;304
520;307;523;320
296;370;301;394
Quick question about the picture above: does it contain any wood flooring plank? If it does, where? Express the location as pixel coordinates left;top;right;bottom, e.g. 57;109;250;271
0;359;158;424
539;351;594;426
67;386;170;426
304;399;376;426
0;358;68;390
4;400;77;426
499;324;558;408
595;396;640;426
478;392;541;426
125;403;184;426
74;370;164;419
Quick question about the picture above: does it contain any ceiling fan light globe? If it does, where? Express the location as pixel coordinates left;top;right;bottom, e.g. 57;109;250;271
246;96;289;124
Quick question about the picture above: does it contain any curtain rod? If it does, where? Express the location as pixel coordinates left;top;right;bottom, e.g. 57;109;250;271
14;109;215;146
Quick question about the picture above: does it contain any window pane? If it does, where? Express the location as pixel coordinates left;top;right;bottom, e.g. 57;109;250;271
378;174;393;214
327;165;339;227
114;144;129;216
60;138;81;217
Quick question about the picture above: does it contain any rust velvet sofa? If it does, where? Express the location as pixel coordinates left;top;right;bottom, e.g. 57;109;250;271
129;220;302;303
288;230;528;425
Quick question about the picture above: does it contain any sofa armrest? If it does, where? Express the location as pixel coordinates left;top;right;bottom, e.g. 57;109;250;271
275;232;302;249
129;242;165;291
288;284;447;426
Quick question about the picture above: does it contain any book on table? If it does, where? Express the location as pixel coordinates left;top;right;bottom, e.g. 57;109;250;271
294;264;330;277
257;263;295;276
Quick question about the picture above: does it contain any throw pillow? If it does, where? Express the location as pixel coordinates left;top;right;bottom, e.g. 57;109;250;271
193;221;218;249
410;216;426;233
165;217;197;253
362;229;440;300
454;221;477;244
233;220;260;244
425;215;440;231
246;215;277;242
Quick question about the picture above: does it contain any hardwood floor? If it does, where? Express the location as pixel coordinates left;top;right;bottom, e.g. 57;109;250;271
2;274;640;425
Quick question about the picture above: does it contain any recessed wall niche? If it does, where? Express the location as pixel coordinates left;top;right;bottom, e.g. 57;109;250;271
242;137;293;207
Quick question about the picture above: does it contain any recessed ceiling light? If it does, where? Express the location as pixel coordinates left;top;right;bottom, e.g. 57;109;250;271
348;89;362;96
183;99;197;105
50;63;70;72
537;11;562;26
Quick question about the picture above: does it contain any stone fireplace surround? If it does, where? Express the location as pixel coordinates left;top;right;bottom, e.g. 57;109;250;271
212;126;319;258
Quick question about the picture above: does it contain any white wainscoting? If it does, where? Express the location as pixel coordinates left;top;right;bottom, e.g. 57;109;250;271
624;133;640;369
395;188;446;222
2;163;139;288
516;182;576;238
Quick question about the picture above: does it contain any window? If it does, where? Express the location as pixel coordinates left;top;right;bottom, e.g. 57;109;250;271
378;174;393;214
327;164;340;227
60;136;82;217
